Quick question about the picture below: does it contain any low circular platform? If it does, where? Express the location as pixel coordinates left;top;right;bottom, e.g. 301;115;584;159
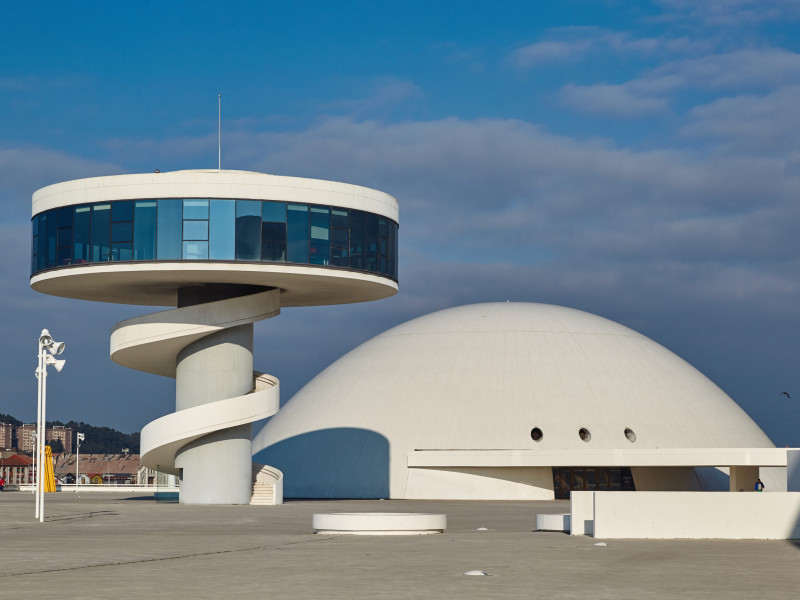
312;512;447;535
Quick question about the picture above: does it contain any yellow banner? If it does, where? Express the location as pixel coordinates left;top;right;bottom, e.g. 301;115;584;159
44;446;57;493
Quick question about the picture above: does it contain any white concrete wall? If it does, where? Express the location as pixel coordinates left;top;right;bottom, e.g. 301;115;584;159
591;492;800;539
570;491;595;535
404;467;553;500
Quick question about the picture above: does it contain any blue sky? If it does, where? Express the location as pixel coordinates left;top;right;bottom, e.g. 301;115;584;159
2;0;800;445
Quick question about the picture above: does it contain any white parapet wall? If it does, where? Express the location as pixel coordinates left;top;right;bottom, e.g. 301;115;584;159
586;491;800;539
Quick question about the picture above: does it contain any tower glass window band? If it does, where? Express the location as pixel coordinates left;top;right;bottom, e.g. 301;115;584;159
31;198;398;281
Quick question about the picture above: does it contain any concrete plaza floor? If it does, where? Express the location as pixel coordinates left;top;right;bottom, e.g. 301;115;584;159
1;491;798;599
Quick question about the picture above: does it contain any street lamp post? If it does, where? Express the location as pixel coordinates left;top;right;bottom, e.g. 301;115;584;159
31;430;36;491
76;432;85;492
35;329;65;523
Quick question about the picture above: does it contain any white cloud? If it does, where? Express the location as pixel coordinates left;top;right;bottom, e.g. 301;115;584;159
0;147;122;215
509;29;707;68
554;48;800;119
657;0;800;26
682;85;800;153
510;40;594;67
320;79;424;116
559;83;670;117
644;48;800;91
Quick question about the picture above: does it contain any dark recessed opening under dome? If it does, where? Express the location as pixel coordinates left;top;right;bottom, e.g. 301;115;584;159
625;428;637;442
530;427;543;442
579;428;591;442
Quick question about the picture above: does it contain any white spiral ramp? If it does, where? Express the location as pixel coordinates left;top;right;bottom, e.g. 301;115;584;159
111;288;282;504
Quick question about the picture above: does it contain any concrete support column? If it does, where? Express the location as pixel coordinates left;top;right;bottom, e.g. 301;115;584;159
729;465;759;492
174;321;255;505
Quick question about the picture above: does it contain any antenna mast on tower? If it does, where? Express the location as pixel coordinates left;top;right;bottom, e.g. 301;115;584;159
218;93;222;171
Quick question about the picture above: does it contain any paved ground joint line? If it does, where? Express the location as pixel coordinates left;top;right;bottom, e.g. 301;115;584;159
0;535;338;579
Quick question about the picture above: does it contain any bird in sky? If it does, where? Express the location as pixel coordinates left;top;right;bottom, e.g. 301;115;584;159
780;392;791;399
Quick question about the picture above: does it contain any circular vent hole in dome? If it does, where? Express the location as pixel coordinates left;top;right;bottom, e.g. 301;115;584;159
624;428;636;442
530;427;543;442
579;428;591;442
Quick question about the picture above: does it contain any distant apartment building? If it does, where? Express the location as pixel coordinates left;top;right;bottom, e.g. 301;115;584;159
0;423;13;450
13;424;73;453
15;424;36;453
48;425;73;453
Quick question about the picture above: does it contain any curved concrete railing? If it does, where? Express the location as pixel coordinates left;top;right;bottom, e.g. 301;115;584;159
110;289;281;501
138;372;280;474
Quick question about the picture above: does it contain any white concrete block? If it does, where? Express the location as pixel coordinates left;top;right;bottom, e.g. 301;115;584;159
536;513;570;531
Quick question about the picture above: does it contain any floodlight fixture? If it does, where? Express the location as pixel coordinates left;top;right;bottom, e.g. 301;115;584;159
38;329;53;348
48;341;66;355
44;354;66;373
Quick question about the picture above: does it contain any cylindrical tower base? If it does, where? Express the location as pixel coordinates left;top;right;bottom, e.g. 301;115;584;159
175;322;255;504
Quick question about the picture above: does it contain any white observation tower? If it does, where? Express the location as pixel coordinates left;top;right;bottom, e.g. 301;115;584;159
30;169;398;504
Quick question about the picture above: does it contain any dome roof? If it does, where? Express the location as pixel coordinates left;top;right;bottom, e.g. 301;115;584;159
252;302;773;498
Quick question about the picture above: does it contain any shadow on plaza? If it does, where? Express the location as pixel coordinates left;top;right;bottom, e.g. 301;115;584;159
253;427;390;499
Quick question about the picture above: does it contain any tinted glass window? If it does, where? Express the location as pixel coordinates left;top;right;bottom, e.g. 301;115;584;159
111;221;133;243
310;206;330;265
262;201;286;223
133;201;157;261
58;206;73;228
183;241;209;260
262;221;286;243
209;200;235;260
73;206;91;263
261;242;286;262
235;200;261;261
45;209;58;268
286;204;309;263
331;246;349;267
32;217;39;273
111;242;133;262
183;220;209;241
332;227;349;247
183;199;209;220
57;207;73;266
261;221;286;262
37;214;47;271
365;213;379;272
32;199;397;281
349;210;364;270
112;201;134;222
331;208;348;229
91;204;111;262
157;199;182;260
391;222;399;278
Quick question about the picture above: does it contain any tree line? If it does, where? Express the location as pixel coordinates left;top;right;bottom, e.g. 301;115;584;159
0;413;140;454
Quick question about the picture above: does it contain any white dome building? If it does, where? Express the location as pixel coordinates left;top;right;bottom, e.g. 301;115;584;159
252;302;779;500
